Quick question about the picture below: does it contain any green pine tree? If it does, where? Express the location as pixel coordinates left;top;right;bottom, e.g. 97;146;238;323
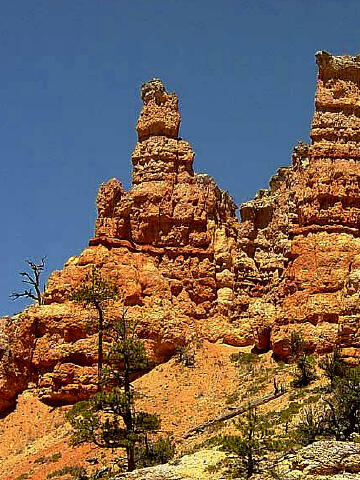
219;407;279;479
290;332;317;388
318;346;346;391
66;309;164;472
69;266;117;389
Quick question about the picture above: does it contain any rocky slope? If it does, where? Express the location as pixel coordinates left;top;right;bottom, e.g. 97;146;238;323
113;441;360;480
1;51;360;416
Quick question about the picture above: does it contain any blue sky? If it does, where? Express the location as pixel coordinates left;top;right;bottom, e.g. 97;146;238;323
1;0;360;315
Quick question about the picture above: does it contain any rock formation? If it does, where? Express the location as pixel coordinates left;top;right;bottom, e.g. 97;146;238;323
247;52;360;361
1;53;360;412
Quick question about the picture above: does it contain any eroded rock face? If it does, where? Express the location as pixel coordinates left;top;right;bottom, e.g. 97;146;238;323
0;79;243;408
227;53;360;362
2;52;360;411
0;315;36;412
266;52;360;360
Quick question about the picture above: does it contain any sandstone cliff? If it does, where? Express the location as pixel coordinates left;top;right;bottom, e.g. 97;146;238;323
1;52;360;412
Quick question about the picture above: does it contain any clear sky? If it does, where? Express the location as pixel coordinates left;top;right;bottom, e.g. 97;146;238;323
1;0;360;316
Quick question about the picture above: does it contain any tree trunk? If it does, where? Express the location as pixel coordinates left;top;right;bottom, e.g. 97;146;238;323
95;303;104;391
145;434;150;457
34;279;42;305
126;445;136;471
247;451;254;479
123;315;136;471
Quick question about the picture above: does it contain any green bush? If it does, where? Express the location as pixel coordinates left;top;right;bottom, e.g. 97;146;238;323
175;345;195;367
229;352;260;366
35;452;62;465
294;404;328;445
46;466;87;480
292;354;317;387
290;333;317;388
295;366;360;444
225;391;239;405
50;452;62;463
325;366;360;440
15;474;30;480
136;436;175;467
318;346;346;390
219;407;279;479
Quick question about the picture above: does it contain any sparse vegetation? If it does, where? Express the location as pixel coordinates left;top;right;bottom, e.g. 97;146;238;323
322;365;360;440
295;360;360;444
294;404;329;445
225;391;239;405
51;452;62;462
15;474;30;480
136;436;175;467
175;333;202;367
229;352;260;367
46;466;87;479
175;344;195;367
35;452;62;465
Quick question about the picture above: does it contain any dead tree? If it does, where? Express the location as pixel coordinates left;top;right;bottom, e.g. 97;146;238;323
10;257;46;305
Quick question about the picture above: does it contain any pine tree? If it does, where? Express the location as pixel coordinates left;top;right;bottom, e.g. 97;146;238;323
290;332;317;388
69;266;117;389
318;346;346;391
219;407;278;479
66;310;163;472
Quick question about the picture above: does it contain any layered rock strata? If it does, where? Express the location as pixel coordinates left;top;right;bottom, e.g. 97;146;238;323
1;53;360;411
230;53;360;361
268;53;360;360
0;79;243;409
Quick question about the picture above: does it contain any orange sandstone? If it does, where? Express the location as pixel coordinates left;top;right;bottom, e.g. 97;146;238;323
1;54;360;412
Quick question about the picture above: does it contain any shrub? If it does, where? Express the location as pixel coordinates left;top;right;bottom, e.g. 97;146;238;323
136;436;175;467
225;391;239;405
318;346;346;390
46;466;87;479
175;345;195;367
50;452;62;462
292;354;317;388
296;366;360;444
229;352;260;366
324;366;360;440
15;474;30;480
290;333;317;388
294;404;328;445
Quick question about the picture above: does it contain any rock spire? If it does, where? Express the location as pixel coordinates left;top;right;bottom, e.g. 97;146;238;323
1;53;360;412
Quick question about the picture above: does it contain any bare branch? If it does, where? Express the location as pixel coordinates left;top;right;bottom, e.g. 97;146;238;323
10;257;46;305
10;290;38;301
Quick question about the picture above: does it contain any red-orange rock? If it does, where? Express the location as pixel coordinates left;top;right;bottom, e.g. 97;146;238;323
246;52;360;360
2;53;360;412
